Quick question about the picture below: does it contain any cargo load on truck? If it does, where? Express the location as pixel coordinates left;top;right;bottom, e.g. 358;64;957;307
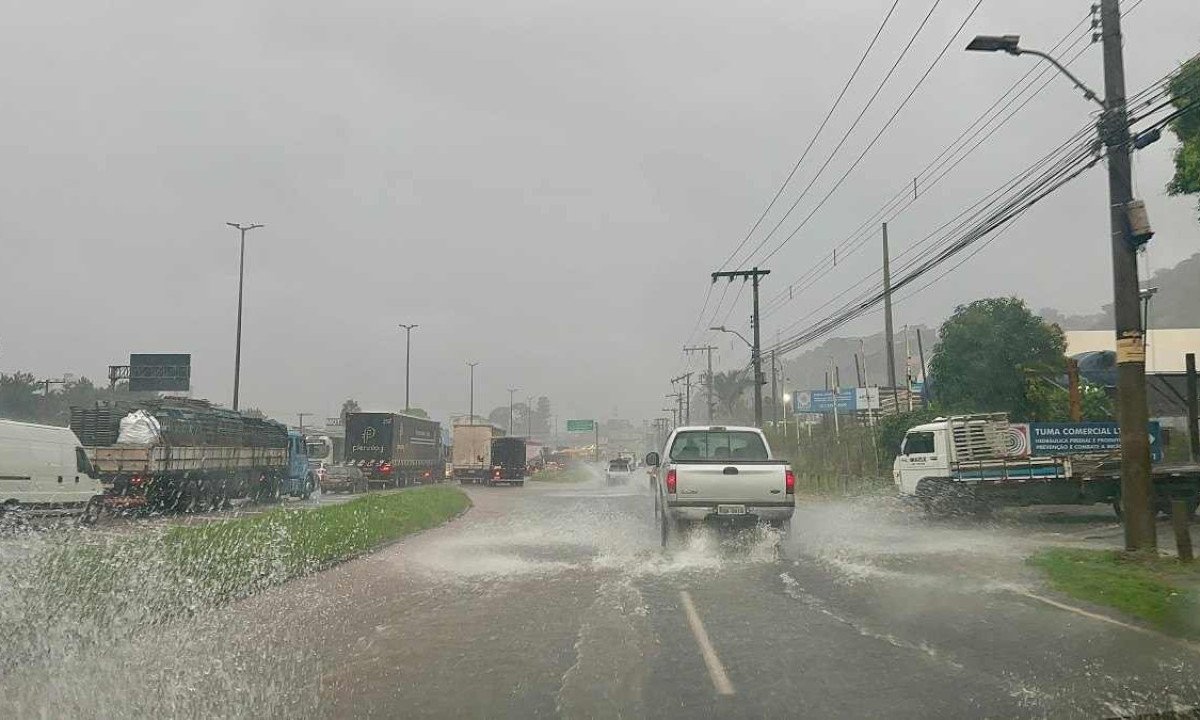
70;397;305;511
344;412;445;488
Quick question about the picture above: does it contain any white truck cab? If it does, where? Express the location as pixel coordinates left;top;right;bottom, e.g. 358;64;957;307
0;419;104;517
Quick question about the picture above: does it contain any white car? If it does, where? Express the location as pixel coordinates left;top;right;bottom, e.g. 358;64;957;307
646;425;794;546
606;458;633;484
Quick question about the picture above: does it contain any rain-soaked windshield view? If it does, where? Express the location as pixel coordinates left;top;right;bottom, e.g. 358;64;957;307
3;1;1200;718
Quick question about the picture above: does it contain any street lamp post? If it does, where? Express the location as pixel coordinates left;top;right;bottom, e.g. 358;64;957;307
967;0;1155;551
467;362;479;424
398;324;418;411
507;387;519;434
226;222;264;411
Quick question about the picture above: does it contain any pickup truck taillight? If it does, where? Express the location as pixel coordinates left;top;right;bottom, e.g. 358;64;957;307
785;469;795;495
666;469;677;494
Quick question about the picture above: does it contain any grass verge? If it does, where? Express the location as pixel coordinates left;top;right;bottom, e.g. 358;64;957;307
1028;548;1200;638
0;486;470;673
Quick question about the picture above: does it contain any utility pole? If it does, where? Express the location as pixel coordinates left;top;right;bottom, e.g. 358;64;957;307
467;362;479;424
711;268;770;427
684;345;718;423
526;396;533;438
663;407;679;427
771;351;779;427
1067;358;1083;422
671;372;693;425
882;223;898;412
226;222;264;411
1186;353;1199;463
829;357;840;438
963;3;1154;551
297;412;311;435
398;323;418;411
916;328;929;408
666;392;684;428
1101;0;1154;552
39;378;66;398
508;387;519;434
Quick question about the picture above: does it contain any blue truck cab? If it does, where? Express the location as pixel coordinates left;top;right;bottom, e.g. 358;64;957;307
283;430;316;498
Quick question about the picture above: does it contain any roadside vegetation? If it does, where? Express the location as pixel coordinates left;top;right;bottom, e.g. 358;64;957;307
0;487;470;674
1029;548;1200;638
529;463;594;483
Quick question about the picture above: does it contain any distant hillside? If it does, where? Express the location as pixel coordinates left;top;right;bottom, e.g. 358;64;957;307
1039;252;1200;330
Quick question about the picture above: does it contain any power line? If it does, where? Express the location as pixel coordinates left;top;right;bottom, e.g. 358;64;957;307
754;0;990;267
717;0;904;272
759;21;1098;318
727;0;950;271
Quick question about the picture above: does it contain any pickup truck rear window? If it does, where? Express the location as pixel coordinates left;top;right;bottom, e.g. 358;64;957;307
668;431;768;462
608;460;629;471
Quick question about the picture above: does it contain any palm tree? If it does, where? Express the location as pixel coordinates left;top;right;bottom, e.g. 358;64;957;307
712;370;752;421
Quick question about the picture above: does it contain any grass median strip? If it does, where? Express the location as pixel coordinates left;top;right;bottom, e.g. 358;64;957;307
0;486;470;674
1028;548;1200;638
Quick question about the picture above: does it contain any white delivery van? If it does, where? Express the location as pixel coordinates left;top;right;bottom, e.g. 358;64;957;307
0;419;104;517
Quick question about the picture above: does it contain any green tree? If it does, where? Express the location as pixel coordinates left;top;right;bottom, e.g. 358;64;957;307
712;370;752;421
1167;56;1200;219
928;297;1066;420
340;399;361;423
0;372;40;422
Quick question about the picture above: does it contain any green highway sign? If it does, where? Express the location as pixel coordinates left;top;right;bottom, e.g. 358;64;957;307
566;419;595;432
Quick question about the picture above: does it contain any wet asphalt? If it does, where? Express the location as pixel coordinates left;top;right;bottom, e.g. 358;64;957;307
7;466;1200;718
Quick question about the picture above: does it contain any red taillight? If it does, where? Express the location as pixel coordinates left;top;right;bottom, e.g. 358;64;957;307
493;468;501;478
130;475;145;487
666;469;677;494
785;469;795;495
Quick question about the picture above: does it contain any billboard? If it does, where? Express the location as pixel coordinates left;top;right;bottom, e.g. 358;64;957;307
792;387;880;414
128;353;191;392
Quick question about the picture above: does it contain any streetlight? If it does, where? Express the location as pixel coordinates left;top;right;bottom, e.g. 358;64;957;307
710;325;752;350
966;1;1156;552
507;388;519;434
398;323;418;411
226;222;264;411
467;362;479;424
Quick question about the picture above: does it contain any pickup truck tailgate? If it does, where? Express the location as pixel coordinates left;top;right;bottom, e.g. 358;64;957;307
673;463;788;504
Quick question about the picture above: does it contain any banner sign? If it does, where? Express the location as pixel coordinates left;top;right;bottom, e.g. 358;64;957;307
792;387;880;414
1025;421;1163;462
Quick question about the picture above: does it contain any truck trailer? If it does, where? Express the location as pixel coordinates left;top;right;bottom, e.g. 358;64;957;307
490;436;527;485
344;412;444;488
452;423;503;483
71;398;313;512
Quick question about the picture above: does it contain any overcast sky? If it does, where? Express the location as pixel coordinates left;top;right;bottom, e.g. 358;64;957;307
0;0;1196;426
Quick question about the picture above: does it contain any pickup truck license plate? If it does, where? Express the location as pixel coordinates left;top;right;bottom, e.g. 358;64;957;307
717;504;747;516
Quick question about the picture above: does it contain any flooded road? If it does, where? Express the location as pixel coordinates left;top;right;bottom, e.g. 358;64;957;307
4;466;1200;718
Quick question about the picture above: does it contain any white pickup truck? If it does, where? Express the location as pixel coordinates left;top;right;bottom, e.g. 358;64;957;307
645;425;794;546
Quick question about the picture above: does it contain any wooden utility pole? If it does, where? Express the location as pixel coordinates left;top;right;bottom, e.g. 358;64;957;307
1066;358;1083;422
1186;353;1199;462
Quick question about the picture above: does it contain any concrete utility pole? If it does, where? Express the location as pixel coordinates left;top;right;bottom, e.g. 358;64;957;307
467;362;479;424
507;388;519;434
226;222;264;411
398;323;418;411
684;345;718;423
711;268;770;427
526;396;533;438
1067;358;1083;422
882;223;898;412
663;407;679;427
666;392;684;428
966;0;1154;551
916;328;929;409
771;350;779;427
297;412;310;435
671;372;693;425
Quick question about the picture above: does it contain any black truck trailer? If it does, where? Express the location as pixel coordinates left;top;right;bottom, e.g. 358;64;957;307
345;412;445;488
